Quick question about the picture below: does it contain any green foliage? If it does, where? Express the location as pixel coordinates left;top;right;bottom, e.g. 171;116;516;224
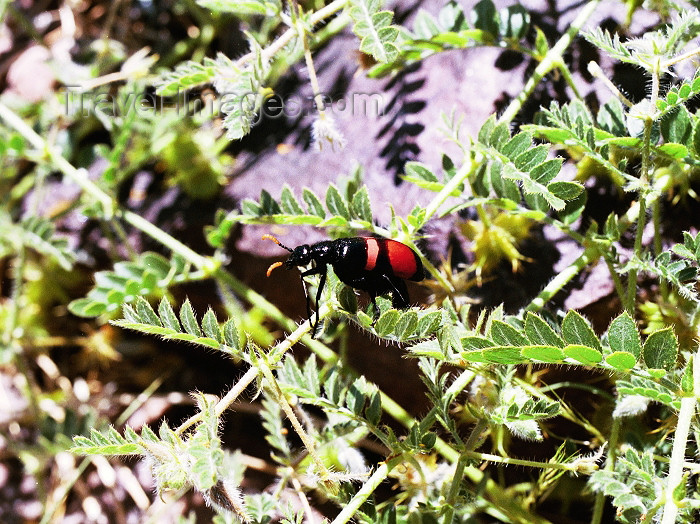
368;0;531;76
221;181;373;231
0;214;76;271
409;309;674;376
584;10;699;70
589;449;665;524
72;394;250;521
156;55;223;97
196;0;281;16
472;115;583;213
156;44;270;140
348;0;400;63
347;296;442;342
70;425;143;455
218;40;271;140
5;0;700;522
68;252;189;318
206;175;376;249
112;297;243;355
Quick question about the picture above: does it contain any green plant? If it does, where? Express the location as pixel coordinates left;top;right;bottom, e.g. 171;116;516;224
2;0;700;522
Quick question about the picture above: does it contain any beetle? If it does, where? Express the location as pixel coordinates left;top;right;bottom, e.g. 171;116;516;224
263;234;424;336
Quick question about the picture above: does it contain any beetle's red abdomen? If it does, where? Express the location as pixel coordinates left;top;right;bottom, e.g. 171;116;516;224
362;237;423;281
386;239;421;280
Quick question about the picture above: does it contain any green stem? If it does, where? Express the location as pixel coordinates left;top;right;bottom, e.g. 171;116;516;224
257;353;332;484
525;245;599;312
604;255;628;308
236;0;349;68
475;204;492;228
626;59;660;313
659;353;699;524
463;450;580;471
414;156;477;293
175;304;332;435
421;158;475;225
653;196;668;299
331;462;391;524
498;0;601;125
591;416;622;524
463;418;488;452
0;102;115;217
556;61;583;101
442;454;469;524
625;196;645;313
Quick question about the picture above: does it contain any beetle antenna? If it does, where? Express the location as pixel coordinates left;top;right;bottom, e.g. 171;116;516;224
266;261;283;277
262;234;293;252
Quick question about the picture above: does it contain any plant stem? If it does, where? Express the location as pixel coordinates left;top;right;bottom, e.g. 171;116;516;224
290;476;317;523
442;454;469;524
625;198;646;313
0;101;115;216
292;0;326;115
475;204;492;228
591;416;622;524
257;353;332;484
462;450;579;472
421;158;475;225
604;256;628;308
525;245;599;312
464;418;488;452
587;61;634;108
626;59;660;313
416;156;477;293
557;61;583;101
236;0;349;68
498;0;601;125
175;304;331;435
331;462;390;524
662;46;700;68
176;367;258;435
660;353;699;524
653;196;668;299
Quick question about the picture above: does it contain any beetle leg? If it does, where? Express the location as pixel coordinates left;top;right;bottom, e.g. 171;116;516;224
370;294;379;323
312;268;327;338
301;264;326;338
299;265;325;335
382;275;410;309
297;273;313;330
300;266;324;277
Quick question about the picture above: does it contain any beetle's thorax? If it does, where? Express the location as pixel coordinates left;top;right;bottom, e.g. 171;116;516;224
285;241;336;268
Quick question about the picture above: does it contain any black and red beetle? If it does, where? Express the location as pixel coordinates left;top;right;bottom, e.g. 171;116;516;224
263;234;424;336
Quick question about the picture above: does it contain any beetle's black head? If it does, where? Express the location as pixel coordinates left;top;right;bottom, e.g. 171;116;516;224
285;244;311;268
263;234;314;277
